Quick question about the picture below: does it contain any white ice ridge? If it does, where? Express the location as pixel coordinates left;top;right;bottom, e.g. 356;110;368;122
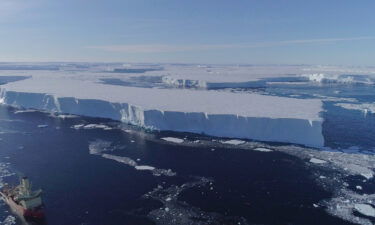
0;66;324;147
301;73;375;85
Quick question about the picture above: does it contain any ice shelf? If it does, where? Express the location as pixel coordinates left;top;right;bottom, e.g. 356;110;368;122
0;64;324;147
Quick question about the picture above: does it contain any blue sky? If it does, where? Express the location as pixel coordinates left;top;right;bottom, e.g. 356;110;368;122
1;0;375;65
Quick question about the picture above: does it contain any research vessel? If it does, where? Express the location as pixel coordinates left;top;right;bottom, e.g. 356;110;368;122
0;177;44;221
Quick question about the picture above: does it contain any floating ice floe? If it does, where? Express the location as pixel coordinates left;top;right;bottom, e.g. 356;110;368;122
354;204;375;218
102;153;137;166
144;176;247;225
82;124;112;130
359;172;373;180
55;114;79;119
312;94;358;103
309;158;327;164
103;154;176;177
0;162;15;190
37;124;48;128
100;153;176;177
161;137;184;144
135;165;155;171
13;109;39;114
0;215;16;225
220;139;246;145
252;147;273;152
88;140;112;155
72;124;112;130
272;144;375;225
72;124;84;129
324;192;375;225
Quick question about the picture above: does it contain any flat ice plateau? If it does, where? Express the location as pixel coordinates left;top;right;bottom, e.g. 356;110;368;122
2;63;373;147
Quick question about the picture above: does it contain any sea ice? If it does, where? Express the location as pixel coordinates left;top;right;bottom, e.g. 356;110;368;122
335;103;375;114
302;73;375;85
101;154;175;177
72;124;112;130
55;114;79;119
144;176;247;225
0;215;16;225
101;154;138;167
13;109;39;114
72;124;84;129
161;137;184;144
220;140;246;145
252;147;273;152
354;204;375;218
88;140;112;155
309;158;327;164
135;165;155;171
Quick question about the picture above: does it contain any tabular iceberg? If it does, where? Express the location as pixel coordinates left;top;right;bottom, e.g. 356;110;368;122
0;64;325;147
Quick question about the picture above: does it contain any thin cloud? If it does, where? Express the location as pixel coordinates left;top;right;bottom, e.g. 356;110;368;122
0;0;36;22
87;36;375;53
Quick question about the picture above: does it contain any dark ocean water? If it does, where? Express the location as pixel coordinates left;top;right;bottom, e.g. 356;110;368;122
0;105;359;225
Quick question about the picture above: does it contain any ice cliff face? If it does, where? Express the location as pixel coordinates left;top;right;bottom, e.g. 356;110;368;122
0;88;324;147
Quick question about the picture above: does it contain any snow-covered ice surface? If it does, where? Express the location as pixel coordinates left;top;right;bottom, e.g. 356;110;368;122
0;63;326;147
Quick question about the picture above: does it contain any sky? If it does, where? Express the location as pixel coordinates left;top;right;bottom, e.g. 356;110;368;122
1;0;375;65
